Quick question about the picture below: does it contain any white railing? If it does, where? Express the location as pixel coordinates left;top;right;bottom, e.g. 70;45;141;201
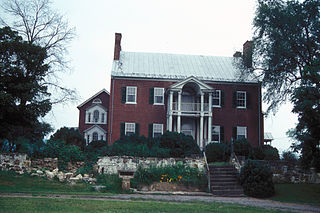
172;102;209;112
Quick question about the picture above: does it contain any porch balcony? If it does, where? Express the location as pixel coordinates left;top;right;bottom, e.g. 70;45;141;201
172;102;209;112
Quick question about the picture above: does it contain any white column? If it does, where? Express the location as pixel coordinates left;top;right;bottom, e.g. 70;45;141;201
177;90;181;133
208;92;212;143
168;91;173;131
200;92;204;149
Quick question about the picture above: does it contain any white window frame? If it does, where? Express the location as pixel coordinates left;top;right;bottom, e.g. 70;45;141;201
212;125;220;143
154;88;164;105
212;90;221;107
125;123;136;136
126;86;137;104
92;132;99;141
237;91;246;108
93;110;99;123
153;124;163;138
237;126;247;139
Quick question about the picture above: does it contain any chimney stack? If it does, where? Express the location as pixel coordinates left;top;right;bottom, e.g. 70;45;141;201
233;51;242;58
242;40;253;68
114;33;122;60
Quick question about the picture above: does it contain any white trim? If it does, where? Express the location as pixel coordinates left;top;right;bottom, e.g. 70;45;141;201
125;122;136;136
212;90;221;107
236;91;246;109
212;125;220;143
126;86;137;104
77;89;109;108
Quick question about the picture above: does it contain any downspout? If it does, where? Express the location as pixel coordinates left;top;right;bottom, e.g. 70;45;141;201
258;82;261;147
109;78;115;145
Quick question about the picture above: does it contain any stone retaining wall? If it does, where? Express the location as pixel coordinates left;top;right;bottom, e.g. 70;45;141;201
97;156;206;174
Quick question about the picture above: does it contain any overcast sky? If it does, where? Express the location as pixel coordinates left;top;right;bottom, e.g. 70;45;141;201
41;0;297;153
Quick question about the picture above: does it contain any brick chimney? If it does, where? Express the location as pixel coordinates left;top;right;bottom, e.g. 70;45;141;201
242;40;253;68
114;33;122;60
233;51;242;57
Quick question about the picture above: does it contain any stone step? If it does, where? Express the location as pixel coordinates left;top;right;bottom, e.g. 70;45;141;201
212;185;243;190
211;177;238;182
212;189;244;197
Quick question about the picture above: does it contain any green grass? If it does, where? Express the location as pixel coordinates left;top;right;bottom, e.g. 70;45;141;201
271;184;320;206
208;162;230;166
0;197;287;213
0;171;116;195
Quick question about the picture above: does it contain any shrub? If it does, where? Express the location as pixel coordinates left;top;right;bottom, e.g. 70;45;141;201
96;174;122;192
50;127;86;150
132;164;207;188
263;145;280;160
232;138;253;158
239;160;275;198
281;150;298;163
158;131;201;158
251;147;265;160
205;143;230;163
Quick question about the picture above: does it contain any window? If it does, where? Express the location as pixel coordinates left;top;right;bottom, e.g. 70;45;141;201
87;113;91;122
87;135;90;144
212;90;221;107
125;123;135;136
126;86;137;103
93;110;99;122
237;91;246;108
154;88;164;104
92;132;98;141
100;135;104;141
153;124;163;138
101;113;105;123
237;126;247;139
92;98;102;104
212;126;220;142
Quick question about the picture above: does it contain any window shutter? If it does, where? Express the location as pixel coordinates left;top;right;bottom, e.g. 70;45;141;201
232;92;237;108
221;91;225;107
220;126;224;143
246;92;250;108
148;123;153;138
149;88;154;104
121;87;126;103
120;123;125;138
232;127;237;139
135;123;140;136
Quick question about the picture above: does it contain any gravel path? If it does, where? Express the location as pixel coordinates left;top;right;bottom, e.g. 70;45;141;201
1;193;319;213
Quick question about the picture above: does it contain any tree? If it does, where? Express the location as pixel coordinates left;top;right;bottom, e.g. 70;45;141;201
50;127;85;149
0;26;52;142
0;0;77;104
240;0;320;114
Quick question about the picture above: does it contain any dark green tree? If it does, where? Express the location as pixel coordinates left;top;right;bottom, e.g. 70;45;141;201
0;26;52;142
241;0;320;113
50;127;85;149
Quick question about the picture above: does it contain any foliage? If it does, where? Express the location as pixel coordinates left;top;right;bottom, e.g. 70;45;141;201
232;138;253;158
43;140;84;170
205;143;230;163
0;26;52;142
0;0;77;104
158;131;201;158
50;127;85;150
252;146;265;160
95;174;122;192
132;164;207;188
281;150;298;163
240;160;275;198
263;145;280;160
240;0;320;114
110;135;170;158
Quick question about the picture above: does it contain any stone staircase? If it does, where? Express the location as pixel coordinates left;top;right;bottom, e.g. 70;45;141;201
209;165;244;197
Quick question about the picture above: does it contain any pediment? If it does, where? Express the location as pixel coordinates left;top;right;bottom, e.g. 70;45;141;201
168;76;214;92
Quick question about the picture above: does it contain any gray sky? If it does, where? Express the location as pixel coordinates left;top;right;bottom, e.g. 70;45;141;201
44;0;297;153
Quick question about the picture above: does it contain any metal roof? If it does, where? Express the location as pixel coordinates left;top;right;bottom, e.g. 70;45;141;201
264;132;274;141
111;51;258;83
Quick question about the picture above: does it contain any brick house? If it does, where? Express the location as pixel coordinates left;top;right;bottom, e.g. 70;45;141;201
77;89;109;145
107;33;264;149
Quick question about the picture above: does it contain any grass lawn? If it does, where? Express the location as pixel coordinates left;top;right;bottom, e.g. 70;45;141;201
208;162;230;166
0;197;287;213
271;184;320;206
0;171;116;195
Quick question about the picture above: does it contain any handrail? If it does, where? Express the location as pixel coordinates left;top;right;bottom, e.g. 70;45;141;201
202;151;211;192
230;138;241;173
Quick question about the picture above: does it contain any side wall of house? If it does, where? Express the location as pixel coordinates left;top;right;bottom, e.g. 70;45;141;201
108;78;263;147
78;92;109;137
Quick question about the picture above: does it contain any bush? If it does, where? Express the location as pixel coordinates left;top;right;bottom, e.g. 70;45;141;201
239;160;275;198
263;145;280;160
50;127;85;150
43;140;84;170
205;143;230;163
251;147;265;160
158;131;201;158
232;138;253;158
96;174;122;192
132;164;207;188
281;150;298;163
